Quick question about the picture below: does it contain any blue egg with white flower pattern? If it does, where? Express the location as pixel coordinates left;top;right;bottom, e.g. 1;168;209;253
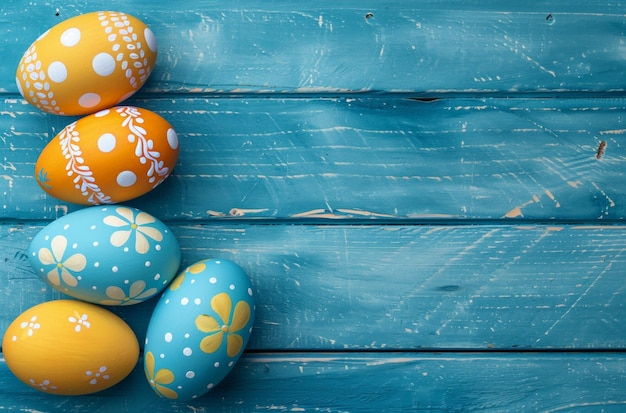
143;259;255;401
27;205;181;305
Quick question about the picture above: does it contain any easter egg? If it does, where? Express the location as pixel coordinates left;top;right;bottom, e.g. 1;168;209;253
35;106;179;205
16;11;157;115
144;259;255;401
27;205;181;305
2;300;139;395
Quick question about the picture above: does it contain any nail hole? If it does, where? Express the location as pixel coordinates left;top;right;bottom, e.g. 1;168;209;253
55;8;60;16
546;13;555;25
365;12;374;20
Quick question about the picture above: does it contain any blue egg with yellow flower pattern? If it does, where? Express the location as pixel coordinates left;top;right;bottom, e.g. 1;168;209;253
143;259;255;401
27;205;181;305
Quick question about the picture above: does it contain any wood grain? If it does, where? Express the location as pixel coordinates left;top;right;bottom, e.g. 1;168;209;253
2;353;626;412
3;223;625;350
1;1;626;95
2;97;625;221
1;0;626;410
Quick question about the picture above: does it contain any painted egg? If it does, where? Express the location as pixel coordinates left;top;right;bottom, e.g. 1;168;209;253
27;205;181;305
35;106;179;205
2;299;139;395
16;11;157;115
144;259;255;401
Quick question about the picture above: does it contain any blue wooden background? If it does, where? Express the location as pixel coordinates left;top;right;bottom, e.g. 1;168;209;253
2;0;626;411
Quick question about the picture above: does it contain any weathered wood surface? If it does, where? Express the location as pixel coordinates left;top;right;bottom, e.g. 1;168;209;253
3;223;626;350
2;353;626;413
2;96;625;221
1;1;626;94
2;0;626;411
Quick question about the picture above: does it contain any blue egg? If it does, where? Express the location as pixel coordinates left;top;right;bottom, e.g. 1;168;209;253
143;259;255;401
28;205;181;305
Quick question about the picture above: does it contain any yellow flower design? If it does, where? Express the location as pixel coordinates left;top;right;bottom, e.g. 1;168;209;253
100;280;157;305
103;207;163;254
144;351;178;399
195;293;251;357
170;261;207;291
37;235;86;287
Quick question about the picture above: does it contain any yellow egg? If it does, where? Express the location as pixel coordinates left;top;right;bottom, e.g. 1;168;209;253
2;300;139;395
16;11;157;115
35;106;179;205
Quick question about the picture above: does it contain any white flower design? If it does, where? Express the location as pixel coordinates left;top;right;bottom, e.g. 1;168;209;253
37;235;87;287
100;280;157;306
20;316;40;337
29;378;58;391
103;207;163;254
68;312;91;332
86;366;110;385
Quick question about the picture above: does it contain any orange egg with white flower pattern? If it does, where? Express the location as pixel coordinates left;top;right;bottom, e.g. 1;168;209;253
35;106;179;205
2;300;139;395
16;11;157;115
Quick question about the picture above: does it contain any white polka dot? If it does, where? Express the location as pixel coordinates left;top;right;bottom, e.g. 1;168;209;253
145;261;151;267
185;371;195;379
248;288;253;296
194;298;201;305
160;353;165;359
47;61;67;83
78;93;101;108
209;277;217;284
94;262;100;267
184;333;190;338
207;383;214;389
112;266;118;273
154;274;161;281
181;297;189;305
116;171;136;187
164;332;172;342
12;335;17;341
167;128;179;150
97;133;116;152
230;284;235;290
95;109;110;117
145;28;157;52
60;27;81;47
92;52;116;76
92;241;99;247
183;347;192;356
213;362;220;368
16;77;23;96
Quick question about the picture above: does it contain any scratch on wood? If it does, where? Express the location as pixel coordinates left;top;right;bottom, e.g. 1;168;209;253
544;190;560;208
229;208;269;217
504;195;540;218
537;259;618;343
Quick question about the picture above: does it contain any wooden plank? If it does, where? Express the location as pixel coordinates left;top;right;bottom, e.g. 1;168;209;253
3;223;626;350
2;352;626;412
2;97;625;221
1;1;626;95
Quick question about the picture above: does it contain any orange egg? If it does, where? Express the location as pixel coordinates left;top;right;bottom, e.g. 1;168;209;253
16;11;157;115
2;300;139;395
35;106;179;205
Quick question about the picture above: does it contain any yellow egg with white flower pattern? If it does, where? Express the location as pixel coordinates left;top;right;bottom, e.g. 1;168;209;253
2;300;139;395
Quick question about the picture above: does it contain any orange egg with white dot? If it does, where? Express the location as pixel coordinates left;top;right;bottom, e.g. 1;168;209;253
16;11;157;115
35;106;179;205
